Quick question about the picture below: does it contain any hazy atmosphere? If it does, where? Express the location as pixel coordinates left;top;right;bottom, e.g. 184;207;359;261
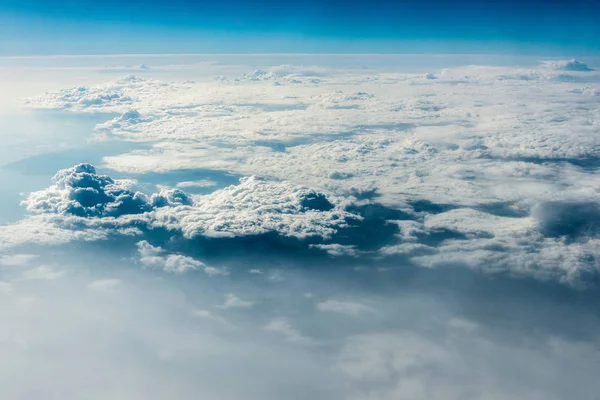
1;1;600;399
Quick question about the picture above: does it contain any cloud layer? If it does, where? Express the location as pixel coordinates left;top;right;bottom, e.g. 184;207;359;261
5;54;600;400
8;58;600;286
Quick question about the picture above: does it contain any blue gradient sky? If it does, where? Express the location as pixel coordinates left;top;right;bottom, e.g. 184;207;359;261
0;0;598;55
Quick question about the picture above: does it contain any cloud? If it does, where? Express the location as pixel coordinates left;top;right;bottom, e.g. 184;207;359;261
5;55;600;400
24;76;192;113
0;248;345;400
216;293;254;309
88;278;122;292
19;265;65;281
11;59;600;285
336;323;600;400
236;69;277;82
190;309;233;326
1;164;367;267
136;240;219;275
151;175;355;240
22;163;190;218
264;318;312;345
541;59;594;72
532;201;600;238
0;254;38;267
407;205;600;285
0;214;112;250
231;68;323;85
317;300;376;317
310;244;361;257
176;180;217;189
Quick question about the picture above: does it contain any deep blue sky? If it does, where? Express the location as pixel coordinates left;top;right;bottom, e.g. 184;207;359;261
0;0;598;55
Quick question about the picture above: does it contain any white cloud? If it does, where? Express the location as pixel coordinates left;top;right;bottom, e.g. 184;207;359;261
88;278;122;292
406;205;600;285
264;318;312;345
15;164;356;249
310;244;361;257
0;215;110;250
9;58;600;284
3;55;600;400
176;180;217;189
24;75;193;113
0;254;38;267
22;163;191;218
216;293;254;309
151;175;356;240
136;240;218;275
20;265;65;281
540;59;593;72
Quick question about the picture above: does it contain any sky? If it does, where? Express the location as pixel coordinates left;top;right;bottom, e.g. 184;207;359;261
1;53;600;399
0;0;599;55
1;1;600;398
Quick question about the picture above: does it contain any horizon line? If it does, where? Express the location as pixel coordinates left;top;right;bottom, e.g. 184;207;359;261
0;53;591;60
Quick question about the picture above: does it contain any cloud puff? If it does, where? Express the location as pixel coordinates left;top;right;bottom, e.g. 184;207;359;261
18;164;353;247
236;69;277;82
24;76;192;113
136;240;216;275
23;164;153;218
410;206;600;285
310;244;361;257
152;176;354;240
217;293;254;309
541;59;594;72
22;163;193;222
264;318;312;345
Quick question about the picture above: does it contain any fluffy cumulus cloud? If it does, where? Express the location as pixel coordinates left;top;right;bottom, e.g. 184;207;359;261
12;164;355;249
24;163;154;217
541;59;594;72
24;76;193;113
7;58;600;286
152;176;354;240
136;240;221;275
407;206;600;285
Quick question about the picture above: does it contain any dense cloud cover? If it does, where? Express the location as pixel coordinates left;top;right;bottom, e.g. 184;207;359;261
2;55;600;400
10;59;600;284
